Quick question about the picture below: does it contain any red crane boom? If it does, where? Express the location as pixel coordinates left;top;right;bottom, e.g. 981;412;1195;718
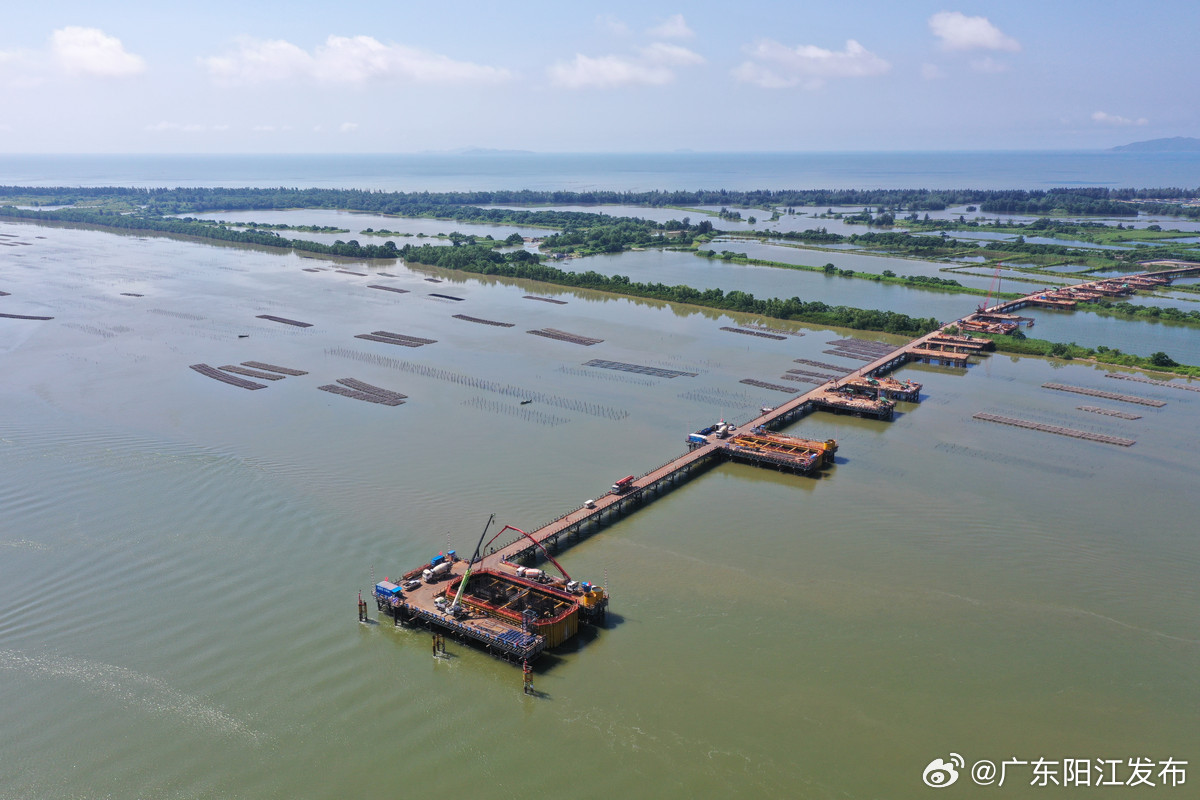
483;524;571;581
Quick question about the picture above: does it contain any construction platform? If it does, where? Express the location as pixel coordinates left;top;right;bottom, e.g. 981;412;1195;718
373;552;608;664
810;386;896;419
926;334;994;352
840;375;922;402
958;318;1017;335
908;347;970;365
1088;282;1134;297
719;430;838;473
1028;295;1077;309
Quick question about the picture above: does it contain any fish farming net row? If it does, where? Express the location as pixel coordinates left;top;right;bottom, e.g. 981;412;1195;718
337;378;407;403
242;361;307;376
740;378;799;393
336;270;368;276
740;323;803;337
429;293;465;301
368;285;410;294
829;342;895;356
583;359;698;378
325;347;629;420
1042;383;1165;407
780;374;824;385
719;326;787;340
64;323;116;339
973;412;1135;447
787;368;840;380
452;314;515;328
317;384;405;406
822;349;874;361
461;397;569;427
828;336;895;348
557;365;658;386
1077;406;1142;420
189;363;266;390
355;330;437;347
827;337;891;348
793;358;848;372
524;295;567;304
1106;373;1200;393
838;346;895;359
375;331;436;345
652;354;720;370
527;328;603;346
355;334;422;347
151;309;205;321
220;364;284;380
678;388;758;408
256;314;312;328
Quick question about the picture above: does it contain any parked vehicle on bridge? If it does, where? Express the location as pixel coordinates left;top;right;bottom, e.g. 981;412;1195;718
610;475;635;494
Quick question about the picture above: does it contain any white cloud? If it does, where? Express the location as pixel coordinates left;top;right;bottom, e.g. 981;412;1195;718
203;35;510;86
548;42;703;89
733;39;890;89
596;15;630;36
929;12;1020;52
648;14;694;39
920;63;945;80
0;48;40;88
205;38;310;84
339;121;359;133
51;27;146;77
548;54;674;89
1092;111;1148;127
640;42;704;66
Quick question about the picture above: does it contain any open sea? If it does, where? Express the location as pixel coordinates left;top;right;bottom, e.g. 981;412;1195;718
2;152;1199;799
3;150;1200;191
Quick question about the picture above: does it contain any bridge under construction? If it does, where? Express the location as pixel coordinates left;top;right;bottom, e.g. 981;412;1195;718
371;263;1200;667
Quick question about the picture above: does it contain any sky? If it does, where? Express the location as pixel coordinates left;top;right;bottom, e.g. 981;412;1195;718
1;1;1197;154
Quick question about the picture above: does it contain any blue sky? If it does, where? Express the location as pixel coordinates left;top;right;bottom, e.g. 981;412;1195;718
1;1;1196;153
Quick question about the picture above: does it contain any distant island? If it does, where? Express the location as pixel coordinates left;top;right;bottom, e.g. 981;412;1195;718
1111;137;1200;153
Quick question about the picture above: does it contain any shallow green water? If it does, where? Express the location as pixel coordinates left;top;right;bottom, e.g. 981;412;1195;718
2;220;1198;799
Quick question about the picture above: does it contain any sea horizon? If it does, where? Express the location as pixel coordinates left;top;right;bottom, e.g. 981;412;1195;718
4;150;1200;192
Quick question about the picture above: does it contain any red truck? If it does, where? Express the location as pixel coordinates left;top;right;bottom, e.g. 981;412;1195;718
610;475;635;495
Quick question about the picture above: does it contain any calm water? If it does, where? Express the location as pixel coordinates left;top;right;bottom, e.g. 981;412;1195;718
3;219;1200;799
561;249;973;323
3;161;1200;798
183;208;552;244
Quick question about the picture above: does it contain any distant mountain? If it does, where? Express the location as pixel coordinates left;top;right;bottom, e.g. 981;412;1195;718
1111;137;1200;153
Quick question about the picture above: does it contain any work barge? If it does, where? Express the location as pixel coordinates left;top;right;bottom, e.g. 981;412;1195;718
370;265;1200;667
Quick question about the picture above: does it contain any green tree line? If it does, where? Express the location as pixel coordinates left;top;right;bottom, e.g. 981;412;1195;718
4;185;1198;217
398;243;940;336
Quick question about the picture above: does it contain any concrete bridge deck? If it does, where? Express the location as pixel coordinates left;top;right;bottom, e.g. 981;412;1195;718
479;264;1200;569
